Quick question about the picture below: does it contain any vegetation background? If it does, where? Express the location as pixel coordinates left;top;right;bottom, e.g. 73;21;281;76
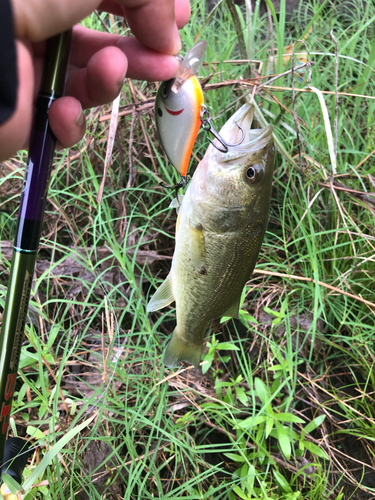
1;0;375;498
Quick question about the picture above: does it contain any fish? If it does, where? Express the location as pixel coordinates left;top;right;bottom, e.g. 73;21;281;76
148;104;275;368
155;41;207;178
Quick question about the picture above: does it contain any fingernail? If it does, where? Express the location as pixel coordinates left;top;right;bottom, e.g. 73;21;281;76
75;105;85;127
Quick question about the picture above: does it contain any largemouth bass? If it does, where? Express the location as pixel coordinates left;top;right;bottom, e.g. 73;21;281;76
148;104;275;368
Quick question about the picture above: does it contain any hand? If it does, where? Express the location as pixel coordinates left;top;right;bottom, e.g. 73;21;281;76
0;0;190;161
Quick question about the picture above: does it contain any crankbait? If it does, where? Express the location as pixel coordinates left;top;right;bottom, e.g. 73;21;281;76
155;41;244;180
155;41;206;178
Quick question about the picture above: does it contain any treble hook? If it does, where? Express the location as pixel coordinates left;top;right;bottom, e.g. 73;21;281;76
200;106;245;153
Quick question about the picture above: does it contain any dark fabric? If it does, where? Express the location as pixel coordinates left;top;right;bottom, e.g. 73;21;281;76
0;0;18;124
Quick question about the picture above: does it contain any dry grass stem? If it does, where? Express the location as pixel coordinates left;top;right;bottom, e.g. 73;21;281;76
252;269;375;311
96;95;120;204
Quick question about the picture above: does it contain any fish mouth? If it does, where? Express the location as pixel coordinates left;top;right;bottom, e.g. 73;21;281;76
165;107;184;116
219;104;273;149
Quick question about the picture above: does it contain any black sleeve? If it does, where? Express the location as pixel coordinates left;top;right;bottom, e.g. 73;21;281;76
0;0;18;125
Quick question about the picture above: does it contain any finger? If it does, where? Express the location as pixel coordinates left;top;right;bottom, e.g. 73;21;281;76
174;0;191;29
12;0;189;53
49;97;86;148
0;41;34;162
119;0;180;54
66;43;179;110
99;0;190;28
69;26;179;78
11;0;102;41
66;46;127;109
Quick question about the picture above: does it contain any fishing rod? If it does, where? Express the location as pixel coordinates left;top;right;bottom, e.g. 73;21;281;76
0;30;72;498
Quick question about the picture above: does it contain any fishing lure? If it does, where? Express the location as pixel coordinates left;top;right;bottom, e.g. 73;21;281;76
155;41;244;180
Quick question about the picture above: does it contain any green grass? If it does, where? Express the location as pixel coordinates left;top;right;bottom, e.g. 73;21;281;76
1;0;375;498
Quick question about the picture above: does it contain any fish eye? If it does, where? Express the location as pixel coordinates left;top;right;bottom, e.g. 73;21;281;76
157;108;163;117
245;164;264;184
161;85;169;99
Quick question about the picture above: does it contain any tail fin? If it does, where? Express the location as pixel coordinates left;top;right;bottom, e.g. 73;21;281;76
163;330;202;368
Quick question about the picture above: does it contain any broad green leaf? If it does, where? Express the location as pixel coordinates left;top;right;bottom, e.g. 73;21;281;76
246;464;255;495
235;386;249;406
238;414;267;429
19;351;38;369
26;426;45;440
17;382;28;404
256;422;265;444
268;364;283;371
224;388;235;405
275;421;291;459
254;377;269;404
47;325;61;349
216;342;240;351
220;316;231;323
233;485;248;500
224;453;246;462
302;440;329;460
276;413;305;424
263;306;283;318
44;353;56;364
239;311;258;324
215;380;231;390
240;286;248;307
265;416;274;438
304;414;326;434
240;463;249;478
201;359;212;375
203;352;215;363
273;470;292;493
228;490;237;500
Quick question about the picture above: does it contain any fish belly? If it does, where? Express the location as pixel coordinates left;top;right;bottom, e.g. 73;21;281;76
165;221;265;367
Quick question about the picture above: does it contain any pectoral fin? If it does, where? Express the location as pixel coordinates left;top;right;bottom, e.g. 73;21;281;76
189;220;205;271
223;296;241;319
147;273;174;312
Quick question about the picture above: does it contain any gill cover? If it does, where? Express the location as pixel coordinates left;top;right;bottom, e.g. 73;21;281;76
155;41;207;177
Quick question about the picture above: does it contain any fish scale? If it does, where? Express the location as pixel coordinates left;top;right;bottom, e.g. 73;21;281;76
148;103;275;368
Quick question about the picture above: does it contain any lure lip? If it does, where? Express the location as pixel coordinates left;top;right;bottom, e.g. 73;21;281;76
171;40;207;94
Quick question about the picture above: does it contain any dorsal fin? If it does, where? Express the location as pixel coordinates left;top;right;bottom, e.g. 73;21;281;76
222;296;241;319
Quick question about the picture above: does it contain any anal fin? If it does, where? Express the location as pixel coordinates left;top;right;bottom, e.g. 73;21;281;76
222;296;241;319
147;273;174;312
